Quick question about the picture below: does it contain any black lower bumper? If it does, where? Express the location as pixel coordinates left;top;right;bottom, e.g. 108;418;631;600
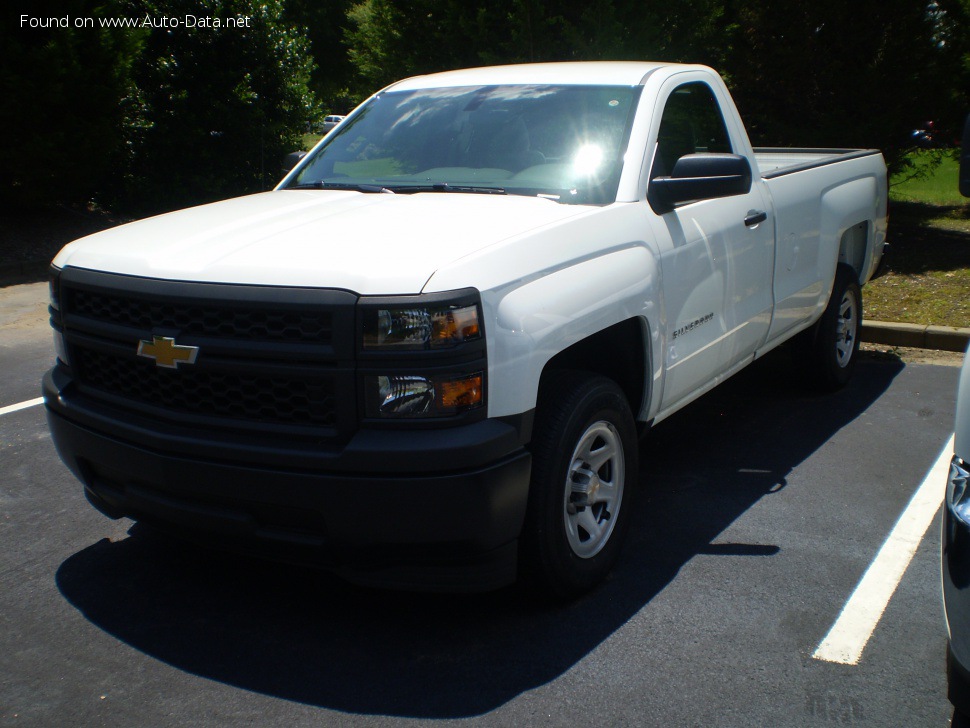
44;373;533;592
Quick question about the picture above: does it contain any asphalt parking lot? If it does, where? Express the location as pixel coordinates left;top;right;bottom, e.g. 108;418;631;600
0;281;965;726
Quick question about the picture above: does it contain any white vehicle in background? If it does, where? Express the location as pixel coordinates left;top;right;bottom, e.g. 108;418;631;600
945;352;970;717
44;62;887;597
942;111;970;717
315;114;345;133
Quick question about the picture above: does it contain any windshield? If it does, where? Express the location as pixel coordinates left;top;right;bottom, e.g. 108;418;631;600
283;84;641;205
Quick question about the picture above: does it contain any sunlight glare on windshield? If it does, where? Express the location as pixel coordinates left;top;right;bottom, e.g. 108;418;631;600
572;144;605;176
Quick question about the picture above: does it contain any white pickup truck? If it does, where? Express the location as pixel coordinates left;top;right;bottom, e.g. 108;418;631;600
44;62;887;596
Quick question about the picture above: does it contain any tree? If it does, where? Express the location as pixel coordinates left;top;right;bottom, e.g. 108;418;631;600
726;0;970;173
501;0;732;66
344;0;514;95
342;0;733;88
338;0;970;176
283;0;356;114
120;0;316;214
933;0;970;138
0;0;145;210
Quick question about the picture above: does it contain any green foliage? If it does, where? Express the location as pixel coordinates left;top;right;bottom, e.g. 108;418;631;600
0;0;146;210
866;152;970;327
283;0;355;113
5;0;970;215
890;151;968;207
1;0;315;215
120;0;316;214
344;0;513;94
519;0;732;65
341;0;970;177
727;0;970;174
342;0;735;94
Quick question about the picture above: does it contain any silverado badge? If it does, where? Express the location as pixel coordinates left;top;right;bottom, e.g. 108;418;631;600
136;336;199;369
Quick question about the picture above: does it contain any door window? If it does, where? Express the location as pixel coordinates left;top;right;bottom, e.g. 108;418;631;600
652;82;732;178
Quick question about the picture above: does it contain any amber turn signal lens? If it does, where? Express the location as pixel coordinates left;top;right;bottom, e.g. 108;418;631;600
438;373;483;410
434;307;480;345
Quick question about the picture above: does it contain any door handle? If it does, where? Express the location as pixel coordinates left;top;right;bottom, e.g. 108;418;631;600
745;211;768;227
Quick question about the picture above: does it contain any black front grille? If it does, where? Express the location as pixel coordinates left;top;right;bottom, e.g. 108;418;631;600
75;348;336;427
71;289;333;343
57;268;358;444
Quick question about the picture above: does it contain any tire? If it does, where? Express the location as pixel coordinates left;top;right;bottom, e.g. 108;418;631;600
520;371;638;599
796;264;862;391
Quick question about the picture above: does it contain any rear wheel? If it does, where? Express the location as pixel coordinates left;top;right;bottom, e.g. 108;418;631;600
520;372;638;599
796;264;862;391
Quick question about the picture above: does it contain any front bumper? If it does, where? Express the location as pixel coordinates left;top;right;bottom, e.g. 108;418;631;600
44;370;532;591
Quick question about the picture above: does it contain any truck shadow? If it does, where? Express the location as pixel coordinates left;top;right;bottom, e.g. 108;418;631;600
55;349;903;718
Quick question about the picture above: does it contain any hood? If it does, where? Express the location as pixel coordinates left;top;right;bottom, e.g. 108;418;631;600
52;190;588;294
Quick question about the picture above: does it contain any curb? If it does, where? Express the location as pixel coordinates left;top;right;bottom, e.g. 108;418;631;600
862;321;970;354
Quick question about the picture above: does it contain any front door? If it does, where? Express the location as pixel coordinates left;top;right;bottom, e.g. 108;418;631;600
645;79;774;411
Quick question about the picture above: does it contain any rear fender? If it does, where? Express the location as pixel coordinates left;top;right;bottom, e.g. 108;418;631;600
818;175;879;297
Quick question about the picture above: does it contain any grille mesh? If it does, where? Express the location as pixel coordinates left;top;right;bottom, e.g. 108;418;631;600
76;348;336;427
61;280;352;437
70;289;332;343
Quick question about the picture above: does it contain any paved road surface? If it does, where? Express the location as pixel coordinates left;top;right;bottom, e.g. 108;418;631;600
0;281;964;726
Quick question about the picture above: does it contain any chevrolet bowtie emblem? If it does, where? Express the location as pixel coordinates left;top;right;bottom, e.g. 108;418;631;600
136;336;200;369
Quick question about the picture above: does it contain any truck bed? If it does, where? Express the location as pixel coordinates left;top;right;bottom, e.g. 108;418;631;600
754;148;882;178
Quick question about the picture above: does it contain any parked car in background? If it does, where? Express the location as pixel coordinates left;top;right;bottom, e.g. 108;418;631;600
911;121;938;149
943;111;970;718
945;352;970;717
314;114;345;133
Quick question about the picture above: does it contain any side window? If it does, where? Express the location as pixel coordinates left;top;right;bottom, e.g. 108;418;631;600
652;82;732;178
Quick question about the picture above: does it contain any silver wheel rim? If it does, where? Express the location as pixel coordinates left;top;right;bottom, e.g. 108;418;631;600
835;290;858;368
563;421;625;559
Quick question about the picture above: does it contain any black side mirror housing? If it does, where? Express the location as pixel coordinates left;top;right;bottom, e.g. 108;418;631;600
960;113;970;198
649;153;753;214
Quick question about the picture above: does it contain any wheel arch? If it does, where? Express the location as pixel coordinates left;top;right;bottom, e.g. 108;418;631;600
538;317;650;421
837;220;871;285
819;173;880;287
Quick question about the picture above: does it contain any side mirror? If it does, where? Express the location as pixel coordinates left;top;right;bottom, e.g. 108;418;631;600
282;150;307;175
648;153;753;214
960;113;970;198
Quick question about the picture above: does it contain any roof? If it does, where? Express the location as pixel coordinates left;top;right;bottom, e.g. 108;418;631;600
384;61;686;91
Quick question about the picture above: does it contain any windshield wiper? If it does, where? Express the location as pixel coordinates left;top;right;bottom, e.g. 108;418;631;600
288;181;507;195
413;183;507;195
287;181;395;194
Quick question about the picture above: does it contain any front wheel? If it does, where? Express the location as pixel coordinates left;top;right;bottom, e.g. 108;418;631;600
520;372;638;599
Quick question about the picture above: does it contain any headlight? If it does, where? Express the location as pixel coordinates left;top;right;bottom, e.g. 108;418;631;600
366;372;484;418
948;456;970;525
358;290;486;420
362;303;480;350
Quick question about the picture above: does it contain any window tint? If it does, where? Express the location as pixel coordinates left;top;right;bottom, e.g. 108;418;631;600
652;82;732;178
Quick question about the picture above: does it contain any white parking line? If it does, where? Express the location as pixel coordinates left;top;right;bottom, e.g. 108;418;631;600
813;434;954;665
0;397;44;417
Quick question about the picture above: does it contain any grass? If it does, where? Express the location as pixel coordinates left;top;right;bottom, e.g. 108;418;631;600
863;152;970;328
301;133;324;150
889;153;967;207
